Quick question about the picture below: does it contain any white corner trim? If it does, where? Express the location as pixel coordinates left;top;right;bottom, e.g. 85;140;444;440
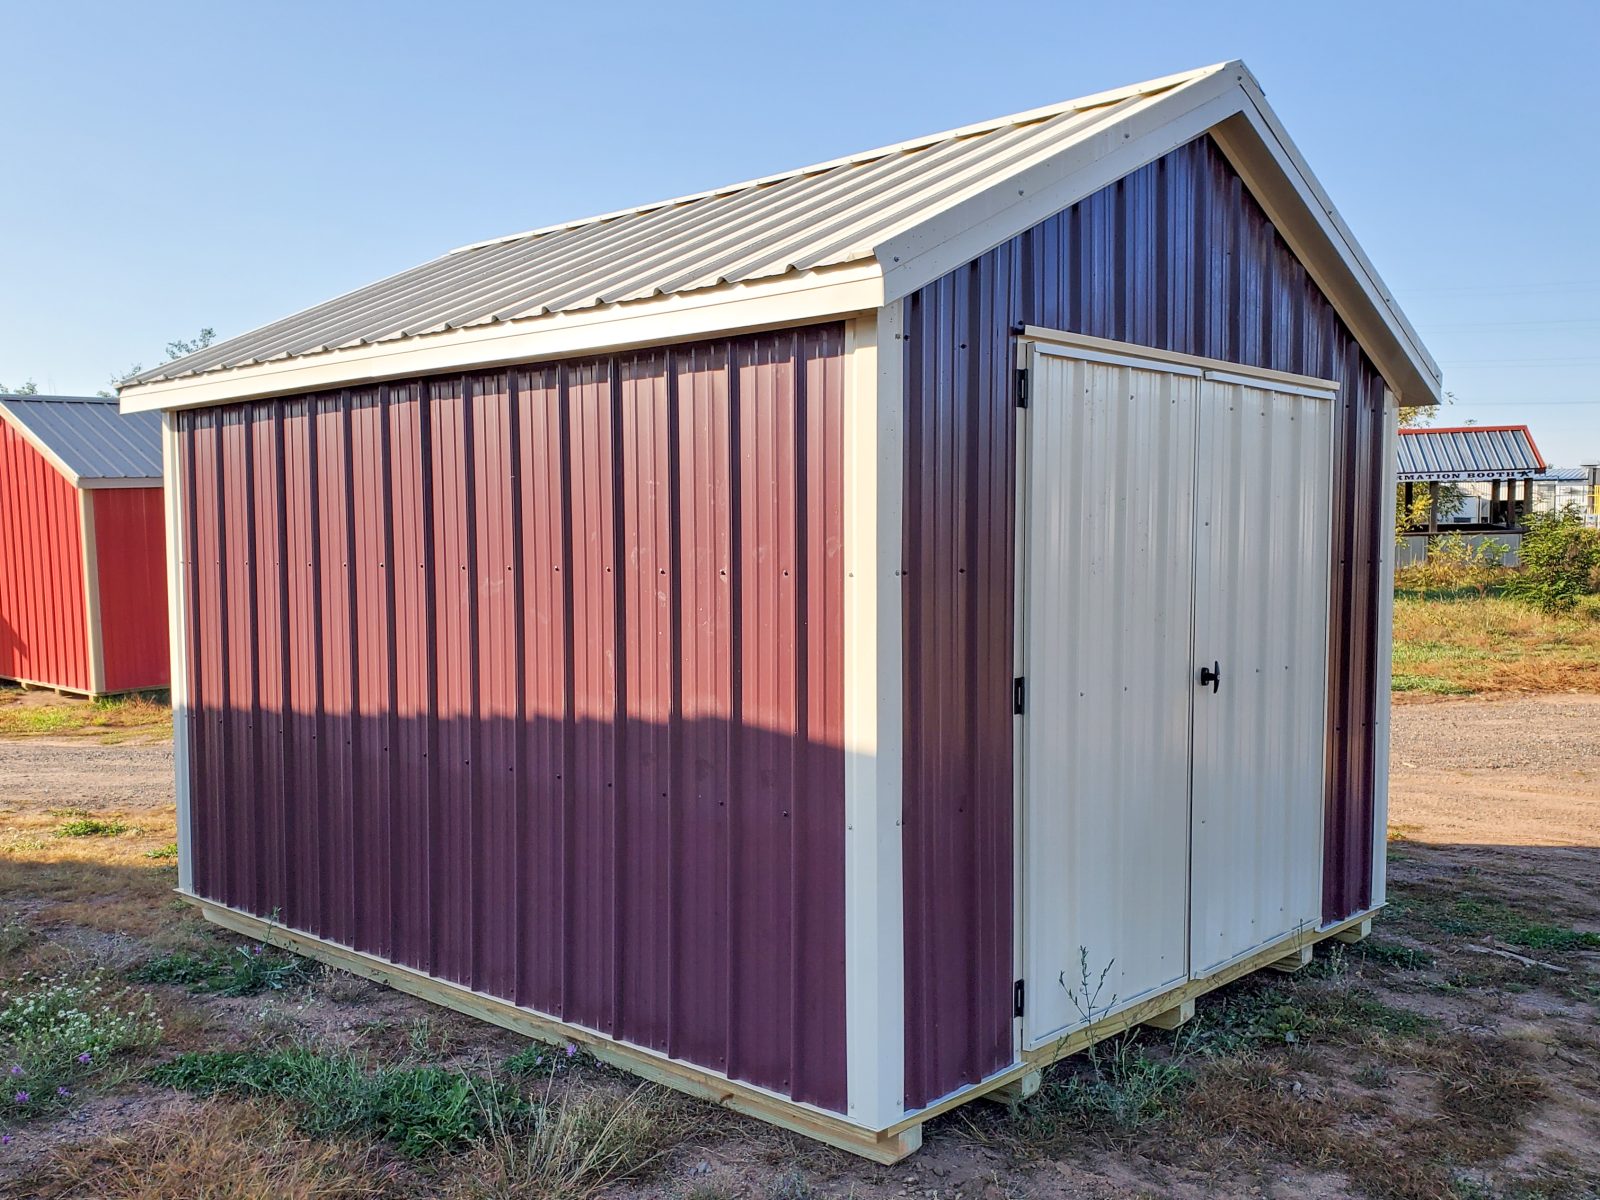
875;69;1249;303
0;407;84;487
121;266;883;415
842;303;907;1130
1208;101;1441;407
161;413;194;895
77;491;106;695
1371;391;1399;908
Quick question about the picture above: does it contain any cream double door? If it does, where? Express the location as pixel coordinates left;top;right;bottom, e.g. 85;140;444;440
1017;337;1334;1050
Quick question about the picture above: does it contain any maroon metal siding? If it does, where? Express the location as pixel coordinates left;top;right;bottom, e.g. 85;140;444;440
180;326;848;1112
901;135;1389;1107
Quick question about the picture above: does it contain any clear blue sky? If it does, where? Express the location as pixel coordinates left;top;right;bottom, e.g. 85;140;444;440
3;1;1596;460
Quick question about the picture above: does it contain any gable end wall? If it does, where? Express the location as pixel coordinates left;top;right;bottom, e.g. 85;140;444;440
900;134;1388;1108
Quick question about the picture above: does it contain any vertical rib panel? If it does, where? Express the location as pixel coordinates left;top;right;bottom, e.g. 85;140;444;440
0;421;89;691
91;487;171;693
516;366;568;1014
315;395;356;948
177;327;847;1113
565;360;618;1032
349;388;394;959
471;373;520;1002
388;386;432;972
902;133;1390;1105
671;343;733;1073
618;352;673;1051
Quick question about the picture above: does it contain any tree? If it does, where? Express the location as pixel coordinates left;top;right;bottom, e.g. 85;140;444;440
98;327;217;397
0;379;39;396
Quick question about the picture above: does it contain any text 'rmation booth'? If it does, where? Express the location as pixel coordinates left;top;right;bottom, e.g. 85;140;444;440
120;62;1439;1159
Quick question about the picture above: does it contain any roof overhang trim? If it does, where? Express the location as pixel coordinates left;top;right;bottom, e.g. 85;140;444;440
120;263;882;414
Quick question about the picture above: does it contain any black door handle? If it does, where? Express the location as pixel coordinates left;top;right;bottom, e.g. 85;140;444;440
1199;661;1221;693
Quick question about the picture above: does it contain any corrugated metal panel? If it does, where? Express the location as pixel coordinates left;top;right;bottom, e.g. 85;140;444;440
1018;351;1197;1050
901;134;1390;1107
179;325;847;1112
1189;378;1333;978
1396;425;1546;481
89;488;171;692
0;419;90;691
0;395;162;483
127;75;1225;387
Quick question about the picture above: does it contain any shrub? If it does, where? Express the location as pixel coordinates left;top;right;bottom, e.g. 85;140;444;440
54;816;128;838
1393;532;1509;599
132;943;317;997
150;1048;527;1157
1504;505;1600;613
0;971;163;1121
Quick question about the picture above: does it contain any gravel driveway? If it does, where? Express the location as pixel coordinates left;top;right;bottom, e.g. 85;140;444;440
0;740;174;812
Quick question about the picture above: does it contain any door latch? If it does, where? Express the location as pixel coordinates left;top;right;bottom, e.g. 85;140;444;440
1199;661;1221;694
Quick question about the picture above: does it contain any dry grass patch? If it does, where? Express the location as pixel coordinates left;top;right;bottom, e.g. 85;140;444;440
1392;595;1600;696
0;688;171;743
28;1099;407;1199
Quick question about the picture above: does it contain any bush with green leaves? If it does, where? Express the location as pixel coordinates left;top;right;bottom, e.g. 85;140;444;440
150;1048;527;1157
1504;505;1600;613
0;971;163;1122
131;942;317;997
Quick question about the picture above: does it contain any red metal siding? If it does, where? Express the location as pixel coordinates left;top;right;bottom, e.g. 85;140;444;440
901;135;1390;1107
179;326;847;1112
0;421;90;691
89;487;170;693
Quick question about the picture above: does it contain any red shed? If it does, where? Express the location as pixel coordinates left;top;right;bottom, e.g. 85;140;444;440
121;62;1440;1159
0;394;169;695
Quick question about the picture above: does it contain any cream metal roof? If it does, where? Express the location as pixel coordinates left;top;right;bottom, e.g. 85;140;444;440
121;60;1442;411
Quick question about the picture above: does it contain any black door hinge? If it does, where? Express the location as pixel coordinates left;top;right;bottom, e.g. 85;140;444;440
1015;368;1029;408
1014;979;1026;1018
1013;676;1026;715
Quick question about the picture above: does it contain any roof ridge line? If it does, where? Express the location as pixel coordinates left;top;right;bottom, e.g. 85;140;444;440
448;62;1234;256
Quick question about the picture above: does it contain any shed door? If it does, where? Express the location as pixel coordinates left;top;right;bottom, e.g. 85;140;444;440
1017;346;1200;1049
1018;341;1334;1051
1188;376;1333;977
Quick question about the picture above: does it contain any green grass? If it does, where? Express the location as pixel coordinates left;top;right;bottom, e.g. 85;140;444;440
54;817;129;838
1391;593;1600;695
149;1048;527;1157
144;842;179;860
131;944;317;997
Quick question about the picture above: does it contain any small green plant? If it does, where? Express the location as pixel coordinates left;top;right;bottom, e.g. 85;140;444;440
131;943;316;997
1350;939;1433;971
0;971;163;1122
54;816;128;838
144;842;179;860
1503;505;1600;613
504;1038;583;1076
150;1048;528;1157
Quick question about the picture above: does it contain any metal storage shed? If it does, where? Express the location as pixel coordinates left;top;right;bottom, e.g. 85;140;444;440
120;61;1439;1160
0;394;169;695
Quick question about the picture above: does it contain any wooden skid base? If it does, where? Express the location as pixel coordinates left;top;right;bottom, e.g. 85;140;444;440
1142;997;1195;1030
1334;917;1372;944
1267;944;1314;973
980;1069;1041;1106
187;894;1374;1162
881;910;1379;1139
186;895;921;1164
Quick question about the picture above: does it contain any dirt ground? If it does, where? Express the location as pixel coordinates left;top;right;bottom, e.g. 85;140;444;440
1;697;1597;1199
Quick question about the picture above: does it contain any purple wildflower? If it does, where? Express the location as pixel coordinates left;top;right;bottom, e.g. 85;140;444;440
565;1043;577;1058
6;1067;17;1077
12;1093;26;1105
1;1133;10;1145
56;1087;69;1098
77;1053;91;1065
